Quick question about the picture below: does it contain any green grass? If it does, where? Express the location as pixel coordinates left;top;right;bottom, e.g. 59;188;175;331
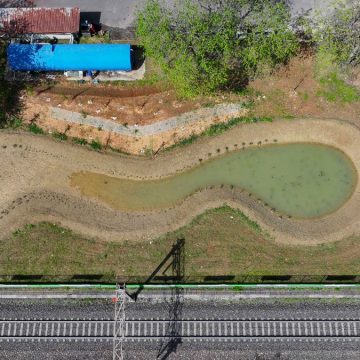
108;146;131;155
72;137;88;146
24;84;35;96
17;115;268;156
166;116;272;151
28;123;44;135
80;110;88;119
52;132;68;141
204;116;272;136
169;134;199;148
302;91;309;101
100;75;164;88
79;33;111;44
6;117;23;129
202;102;216;108
230;208;262;234
90;140;102;151
241;99;256;110
2;206;360;279
101;58;167;89
317;72;360;103
236;88;263;98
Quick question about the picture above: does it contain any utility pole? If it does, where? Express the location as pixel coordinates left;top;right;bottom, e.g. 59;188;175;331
113;284;126;360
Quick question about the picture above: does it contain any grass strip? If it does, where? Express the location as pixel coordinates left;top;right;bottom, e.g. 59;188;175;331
166;116;272;151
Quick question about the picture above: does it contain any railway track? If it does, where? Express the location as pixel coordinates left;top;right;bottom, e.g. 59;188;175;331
1;319;360;342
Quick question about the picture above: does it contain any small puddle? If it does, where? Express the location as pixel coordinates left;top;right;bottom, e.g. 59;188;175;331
70;143;357;218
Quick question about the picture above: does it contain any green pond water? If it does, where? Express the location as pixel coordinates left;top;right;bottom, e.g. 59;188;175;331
71;143;357;218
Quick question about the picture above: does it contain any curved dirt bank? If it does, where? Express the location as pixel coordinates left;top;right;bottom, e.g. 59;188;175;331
1;118;360;245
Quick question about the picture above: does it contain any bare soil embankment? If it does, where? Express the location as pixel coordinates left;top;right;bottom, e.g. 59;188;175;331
23;85;246;154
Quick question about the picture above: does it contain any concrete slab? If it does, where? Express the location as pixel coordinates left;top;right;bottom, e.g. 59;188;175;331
33;0;334;29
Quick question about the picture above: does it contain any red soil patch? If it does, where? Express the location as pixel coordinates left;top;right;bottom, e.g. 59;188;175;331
249;54;360;124
27;84;203;126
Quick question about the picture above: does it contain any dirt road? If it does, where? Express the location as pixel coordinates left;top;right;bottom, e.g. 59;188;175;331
1;118;360;245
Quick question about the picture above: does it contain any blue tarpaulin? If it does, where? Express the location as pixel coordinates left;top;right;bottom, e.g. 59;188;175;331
7;44;132;71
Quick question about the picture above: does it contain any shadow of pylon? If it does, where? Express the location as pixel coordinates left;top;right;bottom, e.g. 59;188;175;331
124;238;186;359
156;238;185;359
126;238;185;302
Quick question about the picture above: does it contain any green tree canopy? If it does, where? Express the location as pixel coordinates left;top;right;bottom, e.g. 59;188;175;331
315;0;360;67
137;0;299;96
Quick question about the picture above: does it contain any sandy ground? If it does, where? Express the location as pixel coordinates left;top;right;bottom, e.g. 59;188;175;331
1;118;360;246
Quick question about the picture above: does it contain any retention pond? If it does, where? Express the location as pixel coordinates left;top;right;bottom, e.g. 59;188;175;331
70;143;357;218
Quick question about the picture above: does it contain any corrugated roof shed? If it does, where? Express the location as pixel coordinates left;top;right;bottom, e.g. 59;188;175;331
0;8;80;34
7;44;132;72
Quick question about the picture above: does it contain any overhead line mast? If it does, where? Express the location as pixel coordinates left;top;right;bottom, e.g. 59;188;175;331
113;283;126;360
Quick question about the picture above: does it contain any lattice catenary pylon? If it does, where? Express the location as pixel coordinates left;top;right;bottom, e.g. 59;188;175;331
113;284;126;360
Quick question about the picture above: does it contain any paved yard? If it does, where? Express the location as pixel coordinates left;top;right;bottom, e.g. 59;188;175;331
33;0;334;29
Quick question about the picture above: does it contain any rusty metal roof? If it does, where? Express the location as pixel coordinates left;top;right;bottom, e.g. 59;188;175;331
0;7;80;34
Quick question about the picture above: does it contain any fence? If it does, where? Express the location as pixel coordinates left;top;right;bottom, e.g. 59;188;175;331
0;274;360;285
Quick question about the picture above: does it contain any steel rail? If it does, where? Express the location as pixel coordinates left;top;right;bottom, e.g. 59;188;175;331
0;319;360;342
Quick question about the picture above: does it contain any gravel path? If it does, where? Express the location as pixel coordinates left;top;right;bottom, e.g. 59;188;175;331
50;103;243;137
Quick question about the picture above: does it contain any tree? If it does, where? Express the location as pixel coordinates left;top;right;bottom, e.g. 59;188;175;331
136;0;298;97
0;0;35;39
0;1;34;6
315;0;360;66
0;0;35;127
